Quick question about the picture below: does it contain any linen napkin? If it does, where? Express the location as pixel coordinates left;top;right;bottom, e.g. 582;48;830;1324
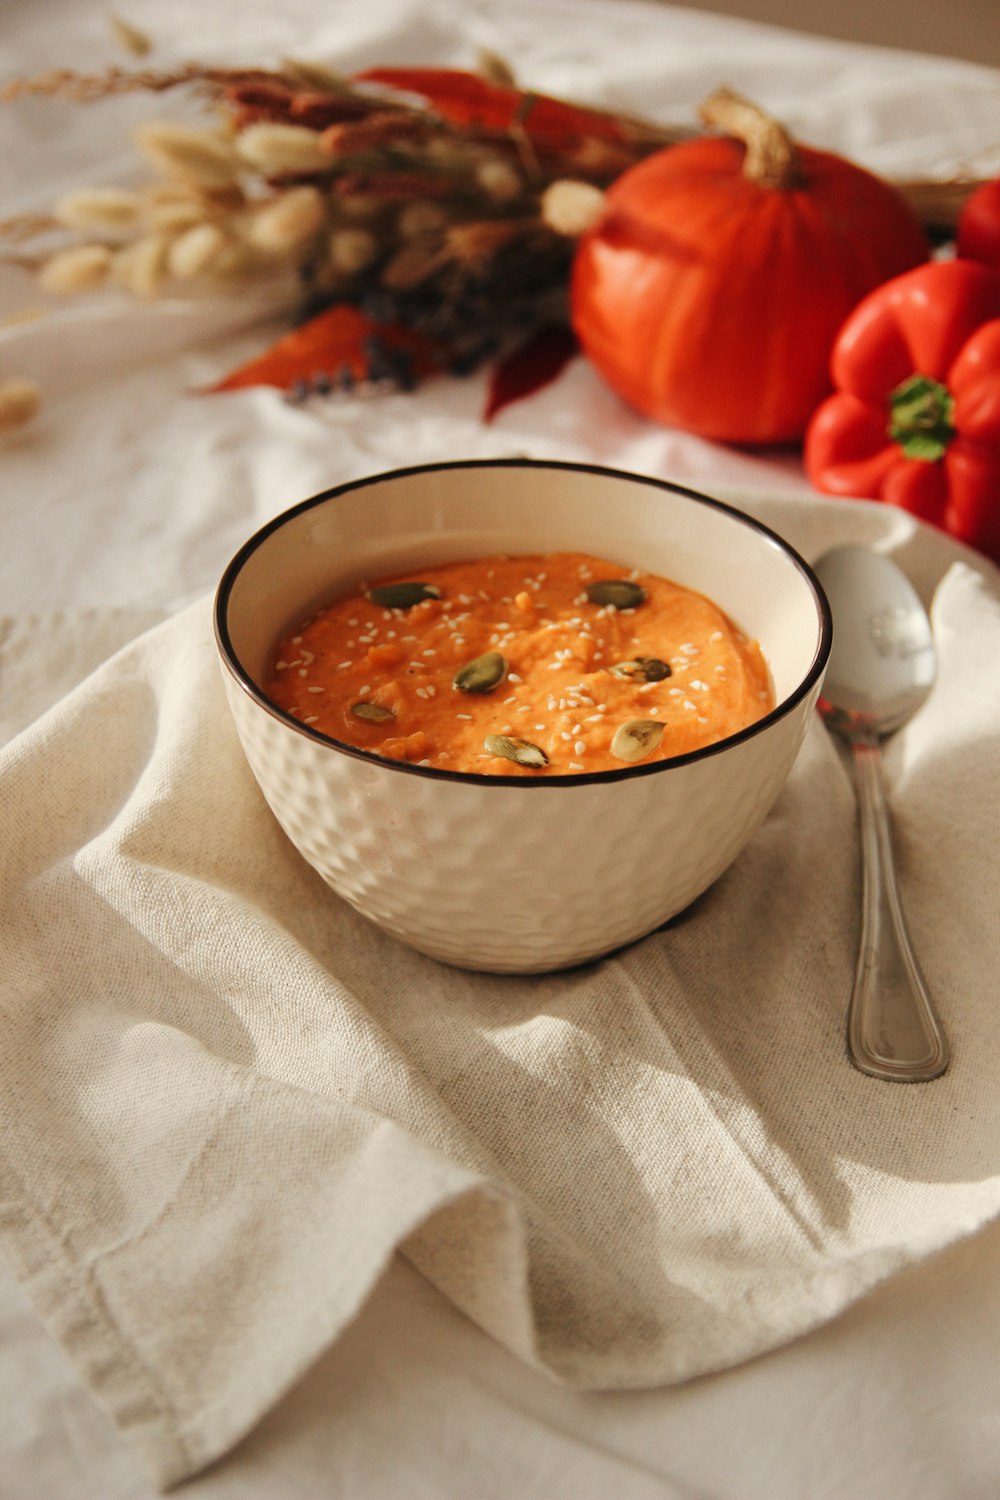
2;498;999;1491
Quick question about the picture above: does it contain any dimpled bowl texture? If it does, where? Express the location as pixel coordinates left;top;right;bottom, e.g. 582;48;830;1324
215;460;830;973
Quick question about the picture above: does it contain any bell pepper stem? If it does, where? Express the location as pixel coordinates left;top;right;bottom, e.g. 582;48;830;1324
888;373;955;462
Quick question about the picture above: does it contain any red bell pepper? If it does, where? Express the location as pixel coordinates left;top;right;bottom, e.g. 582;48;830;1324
805;258;1000;563
957;175;1000;271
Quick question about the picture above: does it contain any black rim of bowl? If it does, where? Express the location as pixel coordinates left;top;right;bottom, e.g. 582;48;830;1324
214;457;833;788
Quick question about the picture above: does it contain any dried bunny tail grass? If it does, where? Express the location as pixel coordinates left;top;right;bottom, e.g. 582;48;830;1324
54;186;143;233
279;57;351;94
0;211;62;244
475;49;517;88
541;179;606;236
108;13;152;58
474;157;524;204
166;221;230;278
235;122;331;175
247;185;328;254
135;121;241;187
326;226;379;275
109;234;170;296
0;377;41;431
38;243;113;293
140;179;246;228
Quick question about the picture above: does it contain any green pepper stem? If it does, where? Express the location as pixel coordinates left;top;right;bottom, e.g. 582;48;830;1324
888;373;955;462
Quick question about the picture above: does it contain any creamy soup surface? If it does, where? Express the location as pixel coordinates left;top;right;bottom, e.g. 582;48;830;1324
266;552;774;775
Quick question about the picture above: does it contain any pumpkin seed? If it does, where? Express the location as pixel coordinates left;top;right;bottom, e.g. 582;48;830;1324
610;718;665;762
365;581;441;609
585;578;646;609
453;650;507;694
350;700;396;723
609;656;672;682
483;734;549;768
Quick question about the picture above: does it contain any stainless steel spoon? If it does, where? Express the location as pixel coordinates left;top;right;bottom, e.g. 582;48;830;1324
813;544;949;1082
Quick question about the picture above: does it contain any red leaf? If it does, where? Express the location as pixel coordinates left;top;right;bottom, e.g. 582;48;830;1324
204;303;448;394
354;67;630;147
483;325;579;422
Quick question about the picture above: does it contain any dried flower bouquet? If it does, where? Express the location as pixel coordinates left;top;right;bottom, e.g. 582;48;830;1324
0;50;986;422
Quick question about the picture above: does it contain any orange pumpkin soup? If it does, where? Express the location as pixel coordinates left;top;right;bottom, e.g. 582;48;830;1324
266;552;773;775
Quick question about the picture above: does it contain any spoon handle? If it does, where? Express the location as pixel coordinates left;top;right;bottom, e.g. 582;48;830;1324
847;736;949;1081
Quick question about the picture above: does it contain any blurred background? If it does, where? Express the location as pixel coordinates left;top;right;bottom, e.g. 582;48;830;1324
662;0;998;64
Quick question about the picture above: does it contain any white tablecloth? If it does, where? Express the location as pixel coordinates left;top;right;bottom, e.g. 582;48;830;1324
3;2;1000;1496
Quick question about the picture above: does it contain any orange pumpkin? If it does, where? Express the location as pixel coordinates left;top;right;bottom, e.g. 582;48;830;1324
570;89;930;446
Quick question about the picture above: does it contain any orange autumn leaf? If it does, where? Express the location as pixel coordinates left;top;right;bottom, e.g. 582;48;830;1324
354;67;632;147
205;302;448;394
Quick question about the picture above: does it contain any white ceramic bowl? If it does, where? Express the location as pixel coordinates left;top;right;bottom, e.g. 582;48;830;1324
215;460;830;972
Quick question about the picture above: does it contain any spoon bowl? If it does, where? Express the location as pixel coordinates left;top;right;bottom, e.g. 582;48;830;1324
813;544;948;1082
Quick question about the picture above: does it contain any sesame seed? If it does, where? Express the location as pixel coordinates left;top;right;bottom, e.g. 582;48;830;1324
304;715;318;724
307;685;324;694
298;668;308;677
508;672;523;683
569;762;584;770
275;660;288;671
456;713;473;720
337;660;352;670
574;740;586;755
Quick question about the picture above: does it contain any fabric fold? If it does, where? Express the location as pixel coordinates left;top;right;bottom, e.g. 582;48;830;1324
2;525;999;1489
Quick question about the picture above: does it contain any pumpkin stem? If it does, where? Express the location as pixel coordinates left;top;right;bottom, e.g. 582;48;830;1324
698;86;801;190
